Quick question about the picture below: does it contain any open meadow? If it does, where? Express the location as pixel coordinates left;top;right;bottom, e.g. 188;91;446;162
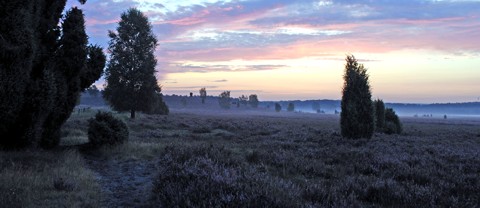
1;109;480;207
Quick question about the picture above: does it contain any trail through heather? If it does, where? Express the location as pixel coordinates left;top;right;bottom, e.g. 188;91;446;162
83;154;158;207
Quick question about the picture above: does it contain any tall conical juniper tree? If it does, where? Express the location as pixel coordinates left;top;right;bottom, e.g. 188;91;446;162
0;0;106;149
103;8;163;119
340;55;375;139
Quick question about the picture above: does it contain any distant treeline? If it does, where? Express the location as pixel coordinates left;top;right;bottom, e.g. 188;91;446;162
385;102;480;116
263;100;480;116
79;93;480;116
260;100;341;113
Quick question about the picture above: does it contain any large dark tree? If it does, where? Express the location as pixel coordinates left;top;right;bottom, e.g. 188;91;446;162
0;0;106;149
340;55;375;139
103;8;163;119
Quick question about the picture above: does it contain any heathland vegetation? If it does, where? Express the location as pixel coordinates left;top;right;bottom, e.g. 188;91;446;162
3;110;479;207
1;1;479;207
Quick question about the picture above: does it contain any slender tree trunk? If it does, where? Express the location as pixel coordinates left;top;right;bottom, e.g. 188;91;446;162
130;109;136;119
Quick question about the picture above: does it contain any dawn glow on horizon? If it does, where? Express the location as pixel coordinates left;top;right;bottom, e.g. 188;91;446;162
68;0;480;103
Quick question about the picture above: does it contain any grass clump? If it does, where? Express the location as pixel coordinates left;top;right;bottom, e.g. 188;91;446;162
0;150;102;207
88;111;129;146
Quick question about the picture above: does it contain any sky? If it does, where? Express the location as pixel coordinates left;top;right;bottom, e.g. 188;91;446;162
67;0;480;103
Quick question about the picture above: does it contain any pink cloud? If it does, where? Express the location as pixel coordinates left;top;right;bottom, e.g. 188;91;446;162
160;17;207;26
155;20;480;63
71;1;480;69
382;16;468;25
85;18;118;25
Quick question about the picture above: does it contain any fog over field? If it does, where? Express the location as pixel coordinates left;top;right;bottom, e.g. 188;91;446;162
81;93;480;118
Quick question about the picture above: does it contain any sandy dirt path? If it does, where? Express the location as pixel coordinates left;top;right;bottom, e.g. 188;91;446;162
82;153;158;207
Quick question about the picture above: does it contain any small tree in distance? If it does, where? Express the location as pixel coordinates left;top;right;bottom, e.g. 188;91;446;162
312;102;320;112
275;103;282;112
199;88;207;104
249;94;259;108
340;55;375;139
239;95;248;106
219;91;231;109
287;103;295;112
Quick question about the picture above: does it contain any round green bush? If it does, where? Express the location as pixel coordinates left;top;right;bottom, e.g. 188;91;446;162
88;112;128;146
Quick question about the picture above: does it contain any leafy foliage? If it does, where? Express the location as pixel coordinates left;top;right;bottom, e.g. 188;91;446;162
147;93;169;115
103;8;162;119
287;103;295;112
218;91;231;109
199;88;207;104
340;55;375;139
275;103;282;112
249;94;259;108
238;95;248;106
312;102;320;111
374;99;385;130
372;99;403;134
88;111;128;146
384;108;402;134
0;1;105;148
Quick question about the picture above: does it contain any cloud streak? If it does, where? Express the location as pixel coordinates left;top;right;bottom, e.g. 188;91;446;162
161;62;288;73
73;0;480;61
209;79;228;82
